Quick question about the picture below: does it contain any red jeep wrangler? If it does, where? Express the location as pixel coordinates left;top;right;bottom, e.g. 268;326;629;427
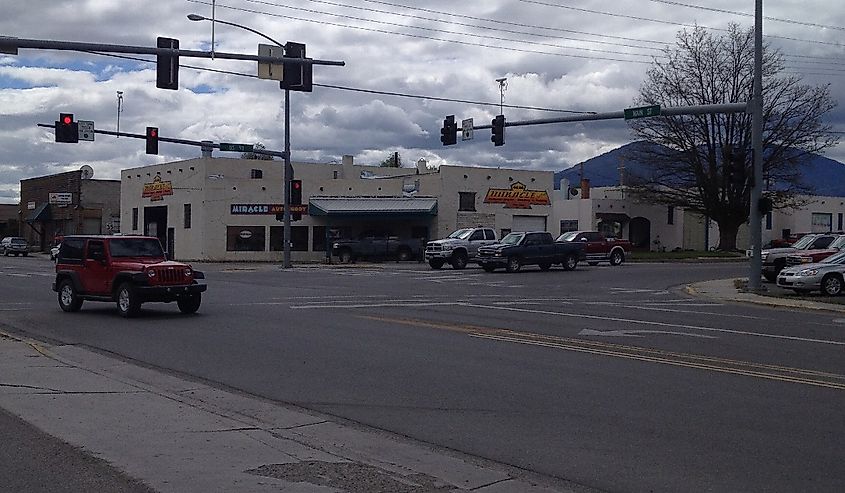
52;235;206;317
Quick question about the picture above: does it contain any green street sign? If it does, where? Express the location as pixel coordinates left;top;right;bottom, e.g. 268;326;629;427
624;105;661;120
219;143;254;153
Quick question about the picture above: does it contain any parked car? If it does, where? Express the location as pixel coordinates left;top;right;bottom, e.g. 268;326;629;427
1;237;29;256
776;249;845;295
424;227;498;269
477;231;585;272
331;231;423;263
52;235;206;317
555;230;632;266
761;233;839;282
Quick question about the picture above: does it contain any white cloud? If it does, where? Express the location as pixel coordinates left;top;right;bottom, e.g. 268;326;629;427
0;0;842;203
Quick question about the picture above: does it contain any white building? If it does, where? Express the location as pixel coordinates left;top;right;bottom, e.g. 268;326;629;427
120;156;556;261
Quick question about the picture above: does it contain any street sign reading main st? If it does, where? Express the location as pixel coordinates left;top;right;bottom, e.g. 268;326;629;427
624;104;661;120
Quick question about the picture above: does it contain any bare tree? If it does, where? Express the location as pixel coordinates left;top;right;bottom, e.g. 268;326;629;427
240;142;274;160
627;24;838;250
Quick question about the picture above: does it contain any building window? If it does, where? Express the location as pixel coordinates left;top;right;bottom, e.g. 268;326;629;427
459;192;476;212
667;206;675;225
559;220;578;235
226;226;266;251
183;204;192;229
765;212;772;230
312;226;327;252
132;208;138;231
333;170;339;179
270;226;308;251
839;213;843;231
250;169;263;179
811;212;832;232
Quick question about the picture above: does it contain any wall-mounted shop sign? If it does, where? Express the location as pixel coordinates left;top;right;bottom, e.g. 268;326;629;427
142;176;173;202
48;192;73;205
230;204;308;215
483;182;550;209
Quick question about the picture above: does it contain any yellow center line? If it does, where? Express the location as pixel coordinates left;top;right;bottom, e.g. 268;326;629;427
358;315;845;390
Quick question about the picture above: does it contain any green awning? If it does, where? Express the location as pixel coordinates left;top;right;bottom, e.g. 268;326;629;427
309;197;438;217
25;203;50;223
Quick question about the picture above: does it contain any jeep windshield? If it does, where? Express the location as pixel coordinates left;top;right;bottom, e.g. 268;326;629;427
109;238;166;258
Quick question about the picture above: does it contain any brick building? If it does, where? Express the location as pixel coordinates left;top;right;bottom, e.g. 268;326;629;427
19;168;120;251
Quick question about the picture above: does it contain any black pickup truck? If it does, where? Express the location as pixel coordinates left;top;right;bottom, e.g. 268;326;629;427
476;231;586;272
331;231;424;263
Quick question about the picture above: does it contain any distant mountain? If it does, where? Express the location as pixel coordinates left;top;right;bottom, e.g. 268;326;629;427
554;141;845;197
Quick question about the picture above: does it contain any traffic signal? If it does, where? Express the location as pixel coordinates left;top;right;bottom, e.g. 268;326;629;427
729;149;747;187
290;179;302;221
55;113;78;143
280;42;312;92
491;115;505;146
440;115;457;146
156;37;180;90
145;127;159;155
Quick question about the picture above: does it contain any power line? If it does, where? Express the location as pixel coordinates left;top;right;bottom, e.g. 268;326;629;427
86;51;597;113
238;0;656;58
186;1;653;64
518;0;845;48
285;0;665;51
355;0;669;45
647;0;845;32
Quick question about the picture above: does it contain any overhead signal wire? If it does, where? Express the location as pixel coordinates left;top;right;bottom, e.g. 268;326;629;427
186;0;654;64
272;0;664;52
518;0;845;48
647;0;845;32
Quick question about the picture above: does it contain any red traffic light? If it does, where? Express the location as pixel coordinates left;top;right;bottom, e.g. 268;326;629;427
60;113;74;125
149;128;158;138
292;181;301;189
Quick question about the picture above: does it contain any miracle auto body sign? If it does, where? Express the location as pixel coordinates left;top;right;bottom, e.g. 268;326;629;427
484;182;550;209
230;204;308;214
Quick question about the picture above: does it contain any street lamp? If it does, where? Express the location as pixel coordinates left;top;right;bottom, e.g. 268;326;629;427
188;13;294;268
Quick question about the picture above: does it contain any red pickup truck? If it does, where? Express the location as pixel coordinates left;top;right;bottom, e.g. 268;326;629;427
556;230;632;266
785;234;845;268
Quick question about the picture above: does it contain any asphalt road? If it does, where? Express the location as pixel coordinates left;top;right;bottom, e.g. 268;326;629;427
1;255;843;492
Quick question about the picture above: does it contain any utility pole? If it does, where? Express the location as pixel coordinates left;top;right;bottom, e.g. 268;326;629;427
748;0;764;290
495;77;507;115
115;91;123;137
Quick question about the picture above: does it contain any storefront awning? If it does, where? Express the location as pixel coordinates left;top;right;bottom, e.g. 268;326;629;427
25;203;51;223
309;197;438;217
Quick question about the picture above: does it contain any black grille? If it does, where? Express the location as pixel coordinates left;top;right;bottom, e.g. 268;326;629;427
153;267;186;284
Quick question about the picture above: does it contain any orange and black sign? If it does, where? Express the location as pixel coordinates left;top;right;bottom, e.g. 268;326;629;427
142;175;173;201
483;182;550;209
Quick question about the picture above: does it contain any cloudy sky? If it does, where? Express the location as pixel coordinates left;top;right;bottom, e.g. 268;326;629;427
1;0;843;204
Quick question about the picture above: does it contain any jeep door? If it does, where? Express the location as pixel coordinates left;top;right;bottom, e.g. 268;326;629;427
81;240;111;295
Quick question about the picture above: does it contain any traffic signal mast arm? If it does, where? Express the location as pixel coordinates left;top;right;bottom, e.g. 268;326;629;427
0;37;344;67
461;102;749;132
36;123;287;158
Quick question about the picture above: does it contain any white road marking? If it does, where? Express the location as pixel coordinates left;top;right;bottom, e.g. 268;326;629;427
578;328;717;339
291;302;464;309
461;303;845;346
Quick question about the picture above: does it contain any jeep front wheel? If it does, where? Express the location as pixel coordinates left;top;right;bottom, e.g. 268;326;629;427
177;293;202;314
116;283;141;318
58;279;83;312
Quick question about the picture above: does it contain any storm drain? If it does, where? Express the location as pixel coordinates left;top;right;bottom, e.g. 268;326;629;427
246;460;457;493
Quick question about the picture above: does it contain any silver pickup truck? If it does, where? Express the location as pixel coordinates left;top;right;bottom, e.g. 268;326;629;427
424;227;498;269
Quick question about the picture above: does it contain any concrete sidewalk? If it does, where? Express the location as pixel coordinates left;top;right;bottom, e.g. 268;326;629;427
0;332;576;493
686;278;845;313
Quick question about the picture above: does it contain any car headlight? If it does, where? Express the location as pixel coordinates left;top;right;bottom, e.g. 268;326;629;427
184;268;192;277
494;251;503;257
797;269;818;277
761;253;768;261
147;270;156;278
332;243;339;249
